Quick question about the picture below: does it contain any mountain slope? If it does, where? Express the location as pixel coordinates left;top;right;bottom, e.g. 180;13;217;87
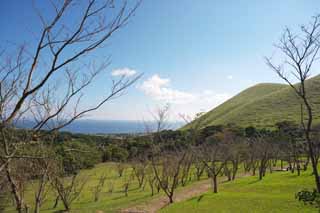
185;75;320;129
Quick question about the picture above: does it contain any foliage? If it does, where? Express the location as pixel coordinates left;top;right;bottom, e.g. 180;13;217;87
56;141;101;175
296;189;320;208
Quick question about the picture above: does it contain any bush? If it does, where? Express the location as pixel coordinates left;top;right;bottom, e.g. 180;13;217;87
296;189;320;208
57;141;101;175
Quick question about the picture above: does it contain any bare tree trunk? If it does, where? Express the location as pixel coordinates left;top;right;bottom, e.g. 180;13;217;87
304;156;310;171
211;175;218;193
53;196;59;209
5;165;24;213
232;160;238;180
169;194;174;203
34;172;47;213
305;107;320;191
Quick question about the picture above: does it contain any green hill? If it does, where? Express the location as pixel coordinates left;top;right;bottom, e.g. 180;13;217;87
185;75;320;129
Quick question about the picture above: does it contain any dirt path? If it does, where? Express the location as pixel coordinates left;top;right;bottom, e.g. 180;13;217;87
120;173;250;213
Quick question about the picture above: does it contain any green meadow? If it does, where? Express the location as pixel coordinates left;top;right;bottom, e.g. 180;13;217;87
161;170;317;213
3;163;158;213
3;162;317;212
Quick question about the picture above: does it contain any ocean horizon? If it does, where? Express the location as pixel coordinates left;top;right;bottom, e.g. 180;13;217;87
16;119;184;134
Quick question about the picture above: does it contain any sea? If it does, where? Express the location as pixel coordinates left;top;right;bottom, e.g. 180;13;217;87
16;119;184;135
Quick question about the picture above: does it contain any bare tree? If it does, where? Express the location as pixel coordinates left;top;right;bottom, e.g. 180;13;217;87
266;15;320;191
255;136;272;180
107;179;115;194
92;173;108;202
31;157;58;213
51;173;88;212
4;158;32;212
147;104;188;203
180;151;193;186
213;128;245;181
193;157;206;181
131;158;148;189
146;166;157;196
122;171;134;197
151;150;186;203
116;162;126;177
199;142;227;193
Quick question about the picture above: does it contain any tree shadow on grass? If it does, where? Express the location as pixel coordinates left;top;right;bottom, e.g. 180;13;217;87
197;194;205;202
248;179;261;185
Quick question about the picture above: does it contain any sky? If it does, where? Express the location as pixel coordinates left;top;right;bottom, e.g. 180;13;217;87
1;0;320;121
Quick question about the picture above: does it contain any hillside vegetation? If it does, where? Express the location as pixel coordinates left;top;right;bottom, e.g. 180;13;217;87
185;75;320;129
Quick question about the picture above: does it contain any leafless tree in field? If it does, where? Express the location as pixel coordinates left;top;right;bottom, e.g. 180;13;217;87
146;166;157;196
4;158;33;212
199;139;228;193
151;150;187;203
266;15;320;191
254;135;273;180
116;162;126;177
31;157;58;213
147;104;189;203
218;129;246;181
193;156;206;181
92;172;107;202
51;173;88;212
107;179;115;194
180;151;193;186
122;171;134;197
131;157;148;189
243;137;260;176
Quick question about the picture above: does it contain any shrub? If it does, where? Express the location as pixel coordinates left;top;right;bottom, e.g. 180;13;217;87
296;189;320;208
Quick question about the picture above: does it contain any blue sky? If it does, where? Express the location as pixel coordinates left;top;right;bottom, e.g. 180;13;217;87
1;0;320;121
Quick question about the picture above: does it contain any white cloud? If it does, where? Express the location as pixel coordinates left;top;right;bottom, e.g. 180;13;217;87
139;75;232;118
227;75;233;80
111;68;137;77
139;74;196;104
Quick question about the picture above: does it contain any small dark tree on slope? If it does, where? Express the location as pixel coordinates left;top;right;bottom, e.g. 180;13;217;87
92;173;108;202
51;173;88;212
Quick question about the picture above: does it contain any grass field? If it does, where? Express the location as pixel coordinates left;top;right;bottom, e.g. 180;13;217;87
184;75;320;129
4;163;161;213
3;162;318;212
3;162;206;213
160;170;317;213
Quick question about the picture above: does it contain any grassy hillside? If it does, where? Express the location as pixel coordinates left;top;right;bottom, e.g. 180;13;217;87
161;171;316;213
3;163;158;213
3;163;207;213
185;75;320;129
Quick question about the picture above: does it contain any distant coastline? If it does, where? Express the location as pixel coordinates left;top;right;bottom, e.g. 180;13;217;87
16;119;184;134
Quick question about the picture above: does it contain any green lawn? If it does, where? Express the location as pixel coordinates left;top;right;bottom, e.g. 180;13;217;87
4;162;318;212
4;163;162;213
161;170;317;213
3;162;205;213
